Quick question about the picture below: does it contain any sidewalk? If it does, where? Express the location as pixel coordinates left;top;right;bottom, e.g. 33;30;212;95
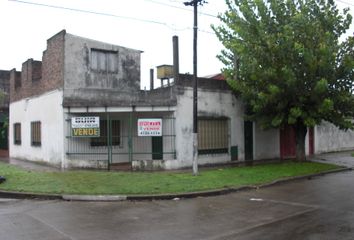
1;151;353;172
309;150;354;168
0;157;60;172
0;152;352;201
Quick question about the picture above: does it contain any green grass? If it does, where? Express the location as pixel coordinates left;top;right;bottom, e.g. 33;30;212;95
0;161;340;195
351;153;354;157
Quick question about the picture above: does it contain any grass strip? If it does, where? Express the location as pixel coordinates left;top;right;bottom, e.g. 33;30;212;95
0;161;340;195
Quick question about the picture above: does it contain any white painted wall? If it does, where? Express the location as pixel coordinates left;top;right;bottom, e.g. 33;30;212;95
9;90;64;166
173;87;244;169
254;123;280;160
315;121;354;153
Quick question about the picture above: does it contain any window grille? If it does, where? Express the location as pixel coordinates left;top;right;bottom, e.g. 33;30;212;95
14;123;21;145
198;118;229;155
31;121;41;146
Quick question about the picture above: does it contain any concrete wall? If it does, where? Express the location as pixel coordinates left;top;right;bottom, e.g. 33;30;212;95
63;33;142;107
254;123;280;160
172;86;244;169
315;121;354;153
9;90;64;166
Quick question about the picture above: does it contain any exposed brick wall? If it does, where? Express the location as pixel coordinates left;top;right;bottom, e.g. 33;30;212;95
9;70;21;103
9;30;65;103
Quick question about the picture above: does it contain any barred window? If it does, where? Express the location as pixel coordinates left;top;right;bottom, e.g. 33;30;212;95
91;49;118;73
91;120;120;147
198;118;229;155
31;121;41;146
14;123;21;145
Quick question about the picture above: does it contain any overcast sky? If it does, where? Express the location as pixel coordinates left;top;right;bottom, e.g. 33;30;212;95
0;0;353;89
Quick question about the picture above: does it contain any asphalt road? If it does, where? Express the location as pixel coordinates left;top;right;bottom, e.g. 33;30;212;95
1;169;354;240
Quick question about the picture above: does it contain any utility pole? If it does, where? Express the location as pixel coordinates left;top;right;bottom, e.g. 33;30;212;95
184;0;206;175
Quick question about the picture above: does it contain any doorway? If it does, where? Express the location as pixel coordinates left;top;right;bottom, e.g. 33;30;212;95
152;136;163;160
244;121;253;161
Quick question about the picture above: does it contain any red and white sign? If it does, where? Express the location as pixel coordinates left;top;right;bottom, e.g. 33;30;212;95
138;118;162;136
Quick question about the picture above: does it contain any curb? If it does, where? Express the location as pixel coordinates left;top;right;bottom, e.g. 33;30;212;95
0;190;62;200
0;167;351;202
62;195;127;201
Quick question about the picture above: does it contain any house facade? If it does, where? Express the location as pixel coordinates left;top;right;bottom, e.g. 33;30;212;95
6;30;354;170
8;30;245;170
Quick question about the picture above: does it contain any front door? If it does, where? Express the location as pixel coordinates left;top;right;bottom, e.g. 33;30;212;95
280;125;296;159
152;136;163;160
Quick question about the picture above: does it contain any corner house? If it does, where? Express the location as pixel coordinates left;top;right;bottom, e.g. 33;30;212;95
7;30;354;170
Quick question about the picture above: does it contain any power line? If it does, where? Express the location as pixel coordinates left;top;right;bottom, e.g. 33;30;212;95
143;0;217;18
335;0;354;7
8;0;216;34
9;0;168;26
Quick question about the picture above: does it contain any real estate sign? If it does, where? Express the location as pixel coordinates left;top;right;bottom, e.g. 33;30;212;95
138;118;162;136
71;116;100;137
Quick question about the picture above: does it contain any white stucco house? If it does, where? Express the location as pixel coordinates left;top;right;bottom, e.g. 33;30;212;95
6;30;354;170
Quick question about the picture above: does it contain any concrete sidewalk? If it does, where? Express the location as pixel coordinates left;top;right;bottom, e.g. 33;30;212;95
0;156;60;172
1;150;353;172
309;150;354;168
0;151;353;202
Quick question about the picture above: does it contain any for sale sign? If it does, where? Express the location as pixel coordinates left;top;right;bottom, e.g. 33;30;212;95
71;116;100;137
138;118;162;136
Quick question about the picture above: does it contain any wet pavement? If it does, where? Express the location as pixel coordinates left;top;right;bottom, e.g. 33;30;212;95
0;168;354;239
0;151;353;239
310;151;354;168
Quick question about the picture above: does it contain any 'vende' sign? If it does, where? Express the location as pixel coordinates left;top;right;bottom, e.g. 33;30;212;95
71;117;100;137
138;118;162;136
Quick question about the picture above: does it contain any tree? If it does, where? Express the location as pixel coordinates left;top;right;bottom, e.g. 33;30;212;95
213;0;354;161
0;90;8;140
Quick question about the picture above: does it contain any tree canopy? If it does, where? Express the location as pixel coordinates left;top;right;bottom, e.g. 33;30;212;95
213;0;354;160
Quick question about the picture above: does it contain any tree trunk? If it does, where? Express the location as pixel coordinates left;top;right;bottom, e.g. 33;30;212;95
294;121;307;162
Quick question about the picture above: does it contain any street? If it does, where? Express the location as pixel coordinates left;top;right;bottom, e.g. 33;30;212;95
1;169;354;240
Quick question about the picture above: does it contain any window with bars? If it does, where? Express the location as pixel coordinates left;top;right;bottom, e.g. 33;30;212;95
91;120;120;147
91;49;118;73
198;118;229;155
14;123;21;145
31;121;41;146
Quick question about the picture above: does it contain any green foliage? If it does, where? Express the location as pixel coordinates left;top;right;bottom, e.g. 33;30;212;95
0;161;339;194
0;117;8;139
0;91;8;139
213;0;354;130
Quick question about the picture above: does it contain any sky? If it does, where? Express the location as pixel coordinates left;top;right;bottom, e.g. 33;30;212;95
0;0;354;89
